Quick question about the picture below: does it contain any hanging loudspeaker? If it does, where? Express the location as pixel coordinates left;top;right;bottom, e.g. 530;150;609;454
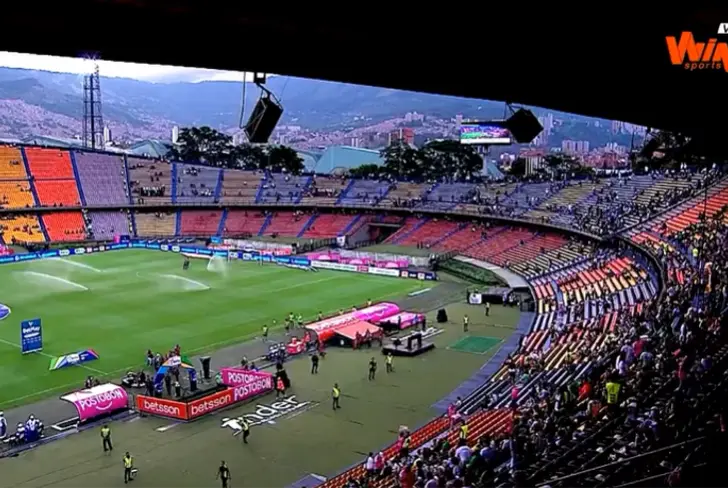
506;109;543;144
244;96;283;144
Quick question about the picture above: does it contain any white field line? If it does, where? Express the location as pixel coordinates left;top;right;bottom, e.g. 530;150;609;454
0;337;108;376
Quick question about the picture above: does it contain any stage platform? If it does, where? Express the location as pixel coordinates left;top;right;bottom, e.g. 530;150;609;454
382;342;435;357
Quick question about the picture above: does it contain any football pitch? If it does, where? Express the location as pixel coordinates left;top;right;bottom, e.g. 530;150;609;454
0;250;427;408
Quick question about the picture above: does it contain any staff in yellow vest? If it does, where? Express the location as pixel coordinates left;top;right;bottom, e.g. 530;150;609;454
332;383;341;410
386;353;394;373
101;424;112;453
123;452;134;484
605;379;621;412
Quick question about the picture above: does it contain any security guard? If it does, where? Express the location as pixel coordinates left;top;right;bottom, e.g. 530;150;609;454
123;452;134;484
101;424;112;452
241;417;250;444
332;383;341;410
386;353;394;373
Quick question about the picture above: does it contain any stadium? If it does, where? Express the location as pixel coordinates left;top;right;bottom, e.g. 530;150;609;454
0;134;726;488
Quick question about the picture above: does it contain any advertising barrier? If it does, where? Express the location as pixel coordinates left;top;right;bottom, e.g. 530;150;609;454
0;240;434;281
306;251;409;269
137;369;275;421
374;311;425;330
60;383;128;422
20;318;43;354
49;349;100;371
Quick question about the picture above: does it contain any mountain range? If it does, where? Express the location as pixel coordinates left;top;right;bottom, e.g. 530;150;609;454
0;67;519;142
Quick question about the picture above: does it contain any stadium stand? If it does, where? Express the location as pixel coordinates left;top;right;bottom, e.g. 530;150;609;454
134;212;177;237
383;217;428;244
396;219;462;247
179;210;223;236
176;164;220;203
258;174;309;204
24;147;81;206
0;181;35;209
88;211;131;240
74;151;129;205
0;145;26;179
486;233;568;267
42;212;86;242
24;147;74;179
464;228;537;262
383;181;424;206
0;214;44;243
262;211;308;237
128;157;172;204
222;210;267;236
220;170;262;204
34;180;81;207
338;179;390;206
419;182;476;210
301;176;348;205
302;214;355;238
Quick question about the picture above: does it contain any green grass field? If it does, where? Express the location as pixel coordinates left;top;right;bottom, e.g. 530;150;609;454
0;303;520;488
0;250;427;408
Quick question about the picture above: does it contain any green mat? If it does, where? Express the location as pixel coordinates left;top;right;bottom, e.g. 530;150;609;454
449;336;501;354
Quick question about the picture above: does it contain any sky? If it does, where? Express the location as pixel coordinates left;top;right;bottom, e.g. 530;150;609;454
0;51;258;83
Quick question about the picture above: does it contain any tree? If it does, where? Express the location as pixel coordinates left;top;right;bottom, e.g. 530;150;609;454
266;145;305;175
349;163;382;179
168;126;232;166
419;140;482;181
230;144;266;170
508;157;527;177
380;140;422;180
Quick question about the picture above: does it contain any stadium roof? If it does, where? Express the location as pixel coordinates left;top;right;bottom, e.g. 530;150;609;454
128;139;173;159
8;5;728;154
315;146;383;174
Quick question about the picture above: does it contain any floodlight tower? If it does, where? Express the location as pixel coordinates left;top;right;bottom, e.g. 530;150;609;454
82;64;105;150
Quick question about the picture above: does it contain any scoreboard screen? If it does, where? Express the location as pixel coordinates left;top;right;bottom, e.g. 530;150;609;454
459;121;512;145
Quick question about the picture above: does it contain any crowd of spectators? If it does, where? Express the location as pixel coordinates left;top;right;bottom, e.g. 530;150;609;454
335;186;728;488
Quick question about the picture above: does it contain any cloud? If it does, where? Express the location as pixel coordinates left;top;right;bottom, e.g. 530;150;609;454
0;51;260;83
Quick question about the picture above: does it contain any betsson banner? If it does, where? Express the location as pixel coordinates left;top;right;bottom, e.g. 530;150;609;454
136;371;275;421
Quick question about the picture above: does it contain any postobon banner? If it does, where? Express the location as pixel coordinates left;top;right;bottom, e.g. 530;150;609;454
468;292;483;305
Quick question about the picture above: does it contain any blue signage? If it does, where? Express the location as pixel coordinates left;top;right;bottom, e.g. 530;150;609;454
49;349;100;371
0;304;10;321
20;318;43;354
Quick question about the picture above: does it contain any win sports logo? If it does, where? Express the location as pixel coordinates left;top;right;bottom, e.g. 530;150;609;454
665;28;728;72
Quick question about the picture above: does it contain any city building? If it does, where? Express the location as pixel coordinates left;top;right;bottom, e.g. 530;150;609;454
561;140;590;155
388;128;414;145
103;126;112;144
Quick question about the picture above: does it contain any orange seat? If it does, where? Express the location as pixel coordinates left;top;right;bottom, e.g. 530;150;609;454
0;181;35;209
34;180;81;206
180;210;222;236
25;147;74;179
0;214;45;243
42;212;86;242
0;146;27;180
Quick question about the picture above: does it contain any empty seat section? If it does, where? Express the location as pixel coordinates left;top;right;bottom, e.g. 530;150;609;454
0;215;44;243
223;211;267;236
465;229;534;262
492;234;567;267
180;210;222;236
74;151;129;205
25;147;74;179
0;181;34;209
42;212;86;242
0;146;27;179
302;214;354;238
89;211;131;240
34;180;81;206
134;212;177;236
383;217;427;243
398;219;460;246
128;157;172;204
434;224;500;253
383;182;425;206
338;179;390;206
263;212;307;237
300;177;347;205
258;174;308;203
176;164;220;203
220;171;262;204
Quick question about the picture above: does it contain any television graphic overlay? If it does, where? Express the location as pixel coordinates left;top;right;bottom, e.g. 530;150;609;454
20;318;43;354
459;121;512;145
